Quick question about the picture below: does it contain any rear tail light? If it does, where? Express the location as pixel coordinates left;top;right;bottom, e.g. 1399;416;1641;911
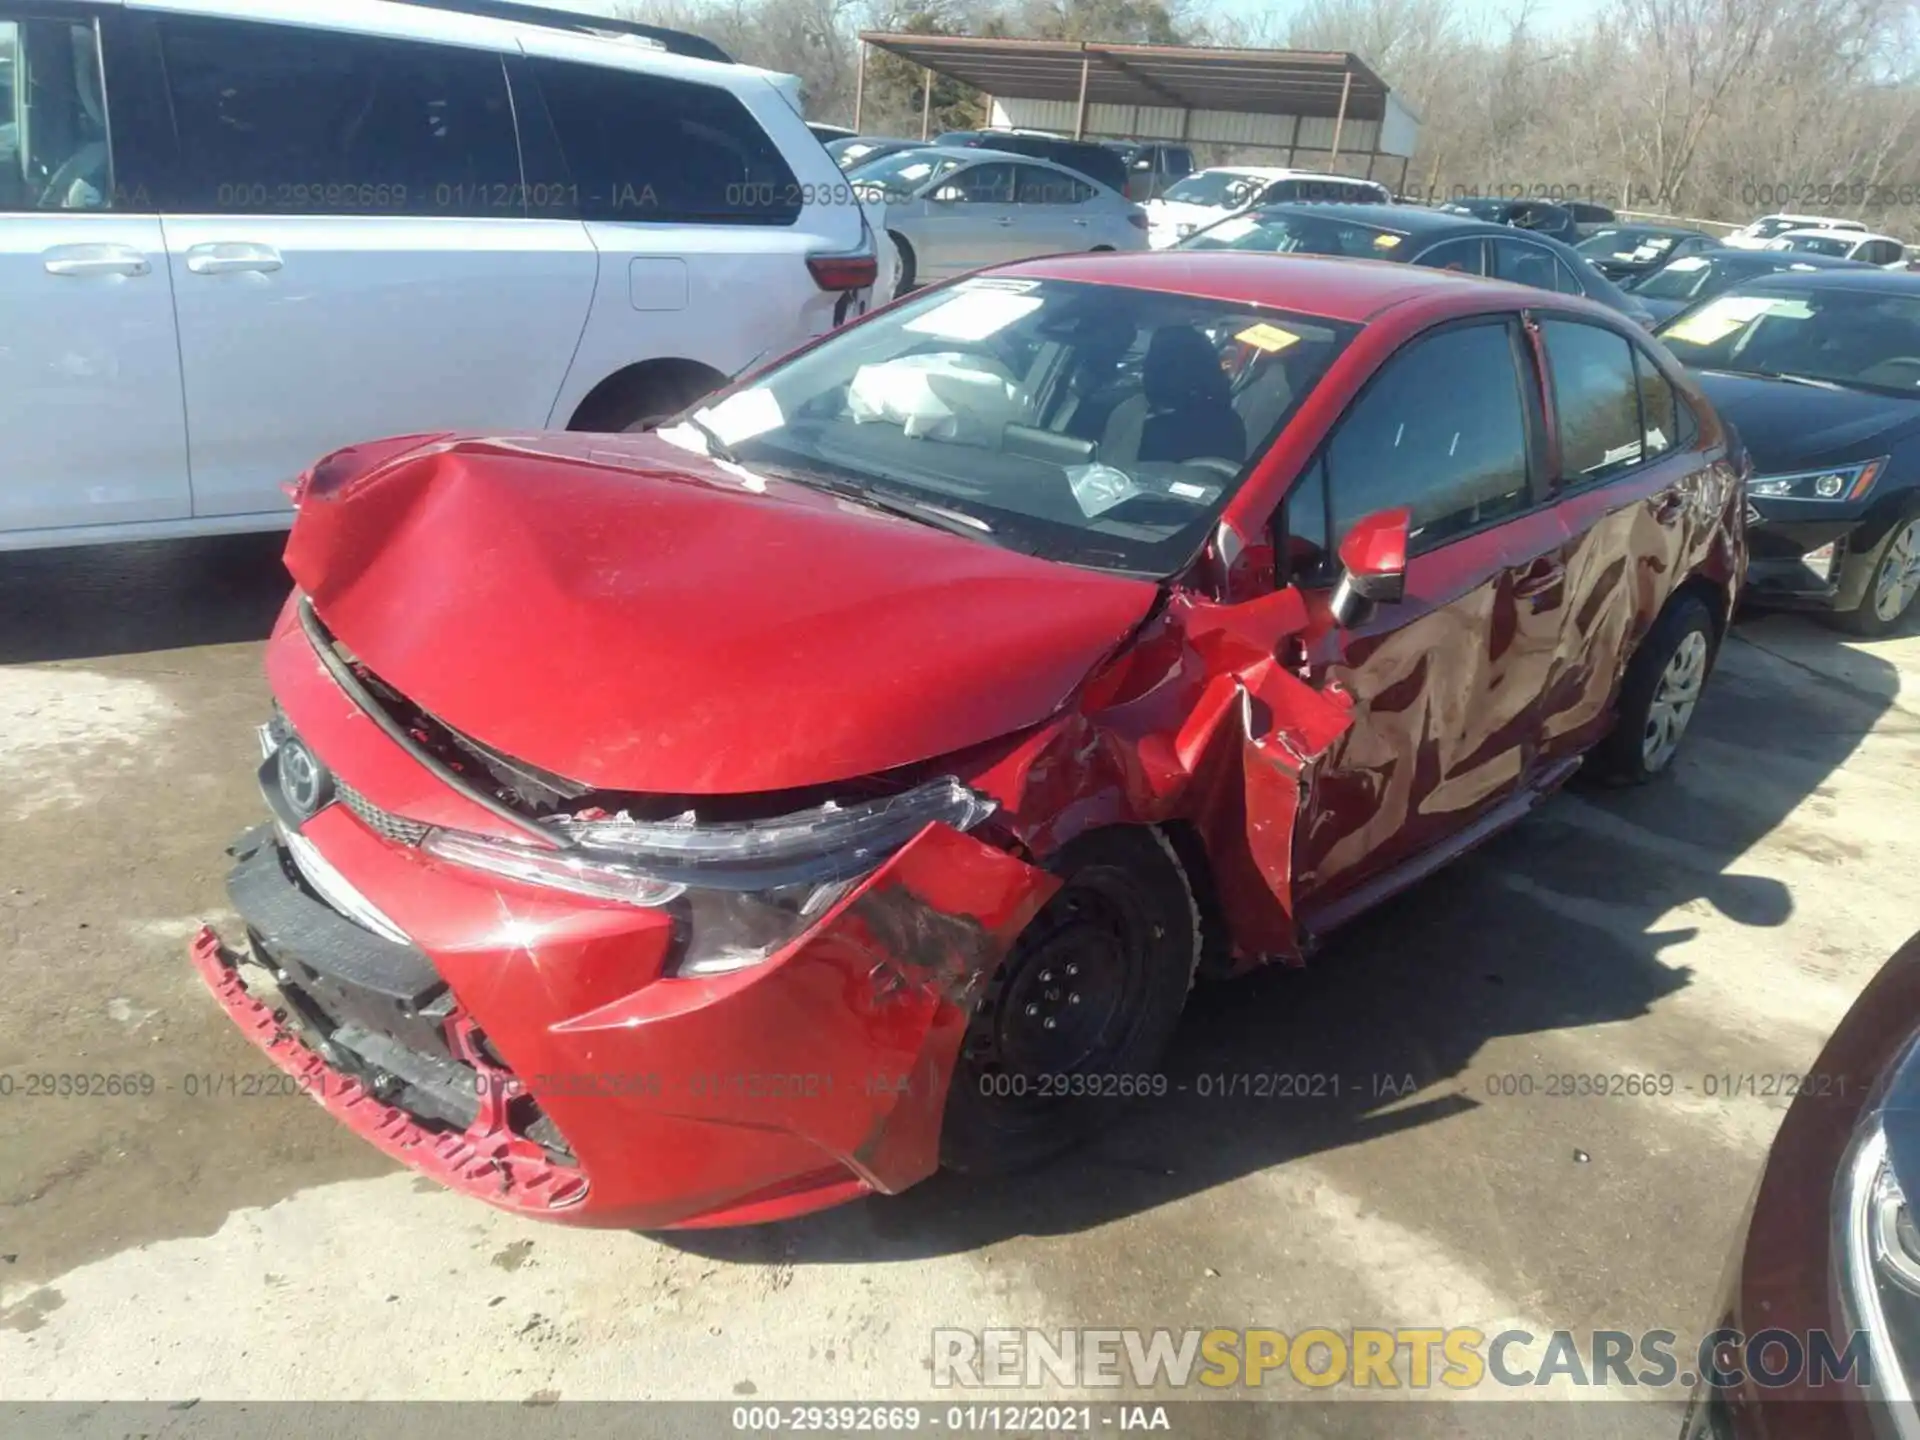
1128;212;1149;230
807;251;879;292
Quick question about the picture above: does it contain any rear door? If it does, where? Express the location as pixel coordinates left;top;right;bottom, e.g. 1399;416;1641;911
154;13;596;518
1012;162;1096;256
1528;314;1723;760
922;161;1018;276
1284;316;1572;926
0;9;189;534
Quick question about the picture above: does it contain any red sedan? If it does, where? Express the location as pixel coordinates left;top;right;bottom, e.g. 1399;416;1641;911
191;252;1748;1228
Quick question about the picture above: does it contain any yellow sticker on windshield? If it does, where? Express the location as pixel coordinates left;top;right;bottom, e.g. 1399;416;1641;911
1236;322;1301;352
1373;233;1403;248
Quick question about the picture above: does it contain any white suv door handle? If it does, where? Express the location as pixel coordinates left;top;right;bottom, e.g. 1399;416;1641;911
1072;218;1090;226
43;244;151;278
185;242;284;275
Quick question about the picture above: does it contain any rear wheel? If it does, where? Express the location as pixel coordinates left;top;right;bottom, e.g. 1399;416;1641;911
1590;594;1715;784
1831;515;1920;636
890;232;917;297
939;829;1198;1175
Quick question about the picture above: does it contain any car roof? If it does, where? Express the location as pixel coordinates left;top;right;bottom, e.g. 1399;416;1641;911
1241;202;1494;237
1776;228;1902;244
1691;245;1875;268
996;250;1579;325
1715;265;1920;294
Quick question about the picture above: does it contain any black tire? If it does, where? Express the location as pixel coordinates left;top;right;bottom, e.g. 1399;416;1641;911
1827;513;1920;637
939;827;1198;1175
889;231;916;296
574;367;723;435
1589;593;1716;785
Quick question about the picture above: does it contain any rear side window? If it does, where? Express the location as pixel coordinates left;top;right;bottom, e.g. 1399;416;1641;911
529;57;798;225
1324;321;1533;553
1015;165;1092;204
155;16;519;216
1491;237;1559;290
0;15;113;211
1540;319;1646;482
942;162;1013;204
1551;257;1588;295
1412;237;1485;274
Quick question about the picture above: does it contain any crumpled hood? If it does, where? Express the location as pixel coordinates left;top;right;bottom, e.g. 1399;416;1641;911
283;433;1159;796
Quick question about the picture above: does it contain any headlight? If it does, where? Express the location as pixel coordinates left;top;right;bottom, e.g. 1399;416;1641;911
422;777;997;977
1749;457;1886;502
1834;1038;1920;1428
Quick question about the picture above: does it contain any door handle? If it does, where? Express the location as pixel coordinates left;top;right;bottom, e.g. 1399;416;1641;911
1072;217;1090;226
185;242;284;275
994;217;1014;226
42;244;151;278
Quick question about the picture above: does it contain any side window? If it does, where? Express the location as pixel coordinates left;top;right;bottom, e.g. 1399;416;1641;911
1551;257;1588;295
1324;321;1533;554
1540;319;1646;483
944;162;1013;204
157;17;517;217
1412;238;1485;274
1280;455;1332;583
1633;347;1680;460
0;16;112;211
529;57;799;225
1490;237;1558;291
1015;165;1089;205
1168;148;1194;176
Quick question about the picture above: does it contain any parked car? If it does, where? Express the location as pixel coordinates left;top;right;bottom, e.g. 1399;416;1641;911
828;135;924;172
849;146;1146;290
1439;196;1583;247
0;0;879;552
1575;223;1717;281
1768;228;1910;269
933;130;1129;195
1177;202;1656;326
1099;139;1195;201
1146;167;1390;248
1630;247;1878;323
1656;268;1920;633
1723;213;1868;250
191;252;1744;1229
1566;200;1618;236
1679;925;1920;1440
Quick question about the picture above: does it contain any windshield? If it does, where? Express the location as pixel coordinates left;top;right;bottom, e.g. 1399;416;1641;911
848;150;960;197
1578;228;1683;258
1162;171;1263;208
664;278;1360;577
1657;284;1920;395
1780;233;1854;257
1633;254;1744;300
1181;209;1406;257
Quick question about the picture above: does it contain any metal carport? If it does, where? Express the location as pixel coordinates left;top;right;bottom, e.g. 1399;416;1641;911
851;33;1420;187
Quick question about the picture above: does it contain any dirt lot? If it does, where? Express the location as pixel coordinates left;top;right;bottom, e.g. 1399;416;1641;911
1;534;1916;1434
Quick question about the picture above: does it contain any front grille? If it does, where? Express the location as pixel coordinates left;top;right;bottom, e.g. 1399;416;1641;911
336;777;430;847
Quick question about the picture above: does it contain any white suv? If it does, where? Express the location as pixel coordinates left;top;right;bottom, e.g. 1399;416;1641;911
1;0;880;550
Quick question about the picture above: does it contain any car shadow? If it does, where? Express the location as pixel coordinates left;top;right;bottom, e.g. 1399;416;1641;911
658;612;1901;1261
0;531;292;664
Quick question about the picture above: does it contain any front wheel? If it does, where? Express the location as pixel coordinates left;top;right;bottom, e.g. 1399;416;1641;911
939;828;1199;1175
1590;594;1716;785
1830;515;1920;636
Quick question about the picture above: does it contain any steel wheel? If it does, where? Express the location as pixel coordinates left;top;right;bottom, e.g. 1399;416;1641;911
1873;519;1920;625
1643;629;1708;772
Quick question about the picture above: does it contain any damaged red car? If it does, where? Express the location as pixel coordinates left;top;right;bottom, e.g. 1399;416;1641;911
192;253;1747;1229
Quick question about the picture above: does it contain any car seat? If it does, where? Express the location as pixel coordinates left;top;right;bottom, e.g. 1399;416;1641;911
1100;326;1248;467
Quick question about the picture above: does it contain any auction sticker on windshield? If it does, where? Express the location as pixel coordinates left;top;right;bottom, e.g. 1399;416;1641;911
1236;322;1302;353
1663;294;1802;345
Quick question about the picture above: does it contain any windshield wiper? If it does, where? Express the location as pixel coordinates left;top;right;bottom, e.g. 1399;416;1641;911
779;470;995;540
679;414;742;465
1751;369;1844;391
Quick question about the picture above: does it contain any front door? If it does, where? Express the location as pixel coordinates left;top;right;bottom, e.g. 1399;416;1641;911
1278;316;1573;928
0;12;189;535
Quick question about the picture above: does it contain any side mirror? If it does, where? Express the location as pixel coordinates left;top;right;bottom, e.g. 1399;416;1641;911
1330;506;1411;627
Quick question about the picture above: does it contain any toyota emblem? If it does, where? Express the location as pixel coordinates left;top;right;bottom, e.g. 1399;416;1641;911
278;738;333;820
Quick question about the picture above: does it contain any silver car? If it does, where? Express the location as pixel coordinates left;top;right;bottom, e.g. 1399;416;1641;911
851;145;1148;295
